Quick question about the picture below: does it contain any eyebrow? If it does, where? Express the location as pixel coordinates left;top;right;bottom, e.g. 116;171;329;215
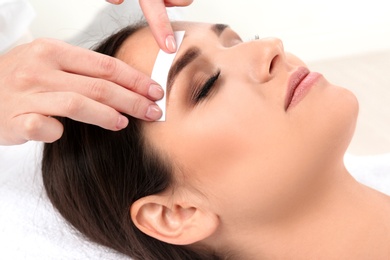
166;24;229;98
166;47;201;97
212;23;229;36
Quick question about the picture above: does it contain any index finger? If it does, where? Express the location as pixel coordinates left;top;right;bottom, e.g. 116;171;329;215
55;41;160;100
139;0;176;53
106;0;124;4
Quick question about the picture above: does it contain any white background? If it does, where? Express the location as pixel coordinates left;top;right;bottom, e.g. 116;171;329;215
28;0;390;62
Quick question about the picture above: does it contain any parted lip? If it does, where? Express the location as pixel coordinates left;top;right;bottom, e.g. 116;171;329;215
285;67;310;110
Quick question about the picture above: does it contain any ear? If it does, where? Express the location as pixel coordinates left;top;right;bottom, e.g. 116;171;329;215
130;194;219;245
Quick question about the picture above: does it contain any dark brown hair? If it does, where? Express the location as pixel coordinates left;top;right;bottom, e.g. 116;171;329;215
42;23;219;259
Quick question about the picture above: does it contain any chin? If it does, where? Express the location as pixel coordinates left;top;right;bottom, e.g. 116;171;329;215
341;90;359;152
323;86;359;158
299;84;359;161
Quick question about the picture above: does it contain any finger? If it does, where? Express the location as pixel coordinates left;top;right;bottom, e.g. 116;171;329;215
22;92;134;131
139;0;176;53
11;113;64;143
36;70;163;120
106;0;124;4
54;44;162;99
164;0;193;7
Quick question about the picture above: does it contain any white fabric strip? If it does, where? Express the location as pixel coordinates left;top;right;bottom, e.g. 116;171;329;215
151;31;185;121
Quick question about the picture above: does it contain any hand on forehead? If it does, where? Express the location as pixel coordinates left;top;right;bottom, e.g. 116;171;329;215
115;22;206;76
116;23;191;121
115;27;161;76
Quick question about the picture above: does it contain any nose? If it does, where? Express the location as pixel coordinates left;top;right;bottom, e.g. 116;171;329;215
234;37;286;83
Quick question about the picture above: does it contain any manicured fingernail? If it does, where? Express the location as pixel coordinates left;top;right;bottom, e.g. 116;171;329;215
106;0;120;4
116;115;128;129
146;104;162;120
165;35;177;53
148;84;164;100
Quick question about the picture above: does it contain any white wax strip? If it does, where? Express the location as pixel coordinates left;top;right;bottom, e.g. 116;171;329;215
151;31;185;121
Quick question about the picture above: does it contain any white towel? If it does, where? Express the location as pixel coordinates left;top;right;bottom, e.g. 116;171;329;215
0;142;129;259
1;142;389;259
345;153;390;195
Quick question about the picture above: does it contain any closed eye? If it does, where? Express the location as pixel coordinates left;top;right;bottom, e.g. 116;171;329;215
193;70;221;103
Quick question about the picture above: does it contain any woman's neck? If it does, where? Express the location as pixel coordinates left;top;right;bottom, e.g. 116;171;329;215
219;163;390;259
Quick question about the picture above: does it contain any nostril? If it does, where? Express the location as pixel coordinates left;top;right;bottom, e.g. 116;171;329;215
269;55;279;75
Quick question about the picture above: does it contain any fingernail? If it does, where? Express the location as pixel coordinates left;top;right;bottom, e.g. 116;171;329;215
165;35;177;53
116;115;128;129
148;84;164;100
146;104;162;120
106;0;120;4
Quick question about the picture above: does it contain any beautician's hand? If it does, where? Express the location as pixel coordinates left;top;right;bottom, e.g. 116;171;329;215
108;0;193;53
0;39;164;145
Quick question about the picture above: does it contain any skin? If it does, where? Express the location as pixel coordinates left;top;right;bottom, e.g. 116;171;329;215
120;22;390;258
0;0;192;145
109;0;193;53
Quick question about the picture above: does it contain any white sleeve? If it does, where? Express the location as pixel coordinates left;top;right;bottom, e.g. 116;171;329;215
0;0;36;53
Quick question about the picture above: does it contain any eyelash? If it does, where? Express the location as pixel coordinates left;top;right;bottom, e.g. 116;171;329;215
194;70;221;103
191;35;257;104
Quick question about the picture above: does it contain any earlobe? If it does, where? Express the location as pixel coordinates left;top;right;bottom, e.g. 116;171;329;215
130;194;219;245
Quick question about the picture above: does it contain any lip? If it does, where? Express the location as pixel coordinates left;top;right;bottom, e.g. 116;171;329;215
285;67;322;111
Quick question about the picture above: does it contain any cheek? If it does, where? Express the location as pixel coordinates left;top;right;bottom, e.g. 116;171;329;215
162;99;294;211
146;79;292;183
291;83;359;157
174;89;279;174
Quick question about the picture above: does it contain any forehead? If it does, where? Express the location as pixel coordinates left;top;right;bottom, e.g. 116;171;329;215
115;22;213;77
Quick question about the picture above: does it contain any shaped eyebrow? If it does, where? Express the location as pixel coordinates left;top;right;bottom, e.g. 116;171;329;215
212;23;229;36
166;47;201;98
166;24;229;98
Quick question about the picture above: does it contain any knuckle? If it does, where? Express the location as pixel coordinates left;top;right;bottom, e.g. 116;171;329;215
129;96;144;117
6;39;62;88
29;38;57;57
156;11;170;29
22;114;44;140
87;80;109;102
97;55;117;78
128;72;148;92
63;94;83;116
12;66;40;86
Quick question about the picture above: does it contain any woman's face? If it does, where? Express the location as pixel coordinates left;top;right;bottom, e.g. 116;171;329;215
118;22;358;223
